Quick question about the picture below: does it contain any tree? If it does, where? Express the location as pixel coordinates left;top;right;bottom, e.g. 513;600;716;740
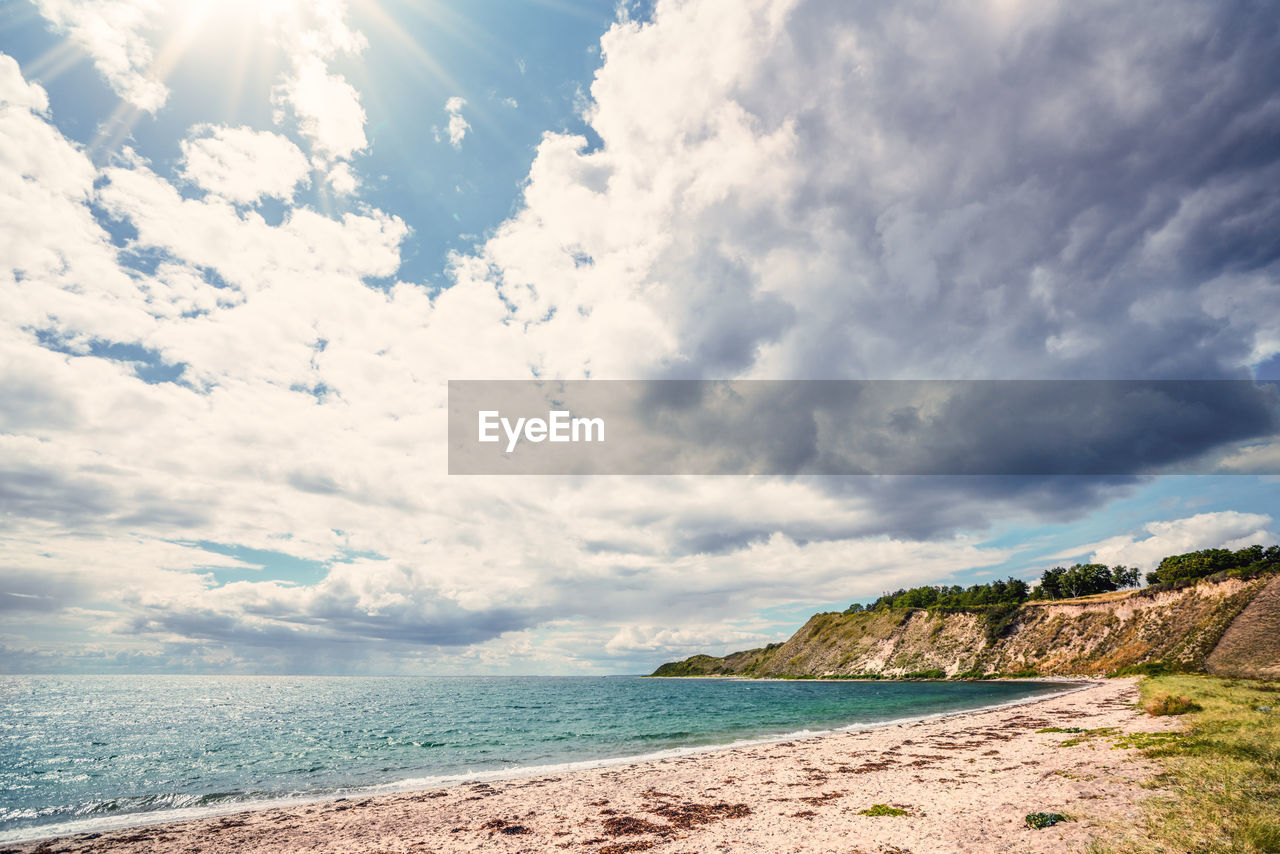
1036;563;1137;600
1150;544;1280;585
1060;563;1115;597
1007;577;1030;600
1038;566;1065;599
1154;548;1235;583
1111;565;1140;589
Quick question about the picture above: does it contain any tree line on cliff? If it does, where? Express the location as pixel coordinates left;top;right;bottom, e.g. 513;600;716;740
845;544;1280;616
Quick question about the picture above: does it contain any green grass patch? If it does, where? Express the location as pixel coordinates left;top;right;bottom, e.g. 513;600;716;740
1111;731;1185;752
1040;726;1117;747
1107;661;1182;678
858;804;910;817
951;668;996;680
1026;812;1070;829
1099;674;1280;853
902;668;947;679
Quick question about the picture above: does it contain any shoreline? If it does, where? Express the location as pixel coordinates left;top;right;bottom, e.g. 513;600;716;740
0;679;1090;847
0;678;1170;853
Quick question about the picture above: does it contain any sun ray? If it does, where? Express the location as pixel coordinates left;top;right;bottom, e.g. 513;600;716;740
88;101;148;164
20;40;89;89
348;0;470;96
524;0;620;26
216;14;262;121
345;0;560;173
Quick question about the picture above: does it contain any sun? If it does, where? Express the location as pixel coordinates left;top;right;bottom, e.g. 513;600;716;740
65;0;323;159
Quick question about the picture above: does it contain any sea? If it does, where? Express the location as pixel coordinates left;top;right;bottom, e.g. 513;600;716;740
0;674;1078;842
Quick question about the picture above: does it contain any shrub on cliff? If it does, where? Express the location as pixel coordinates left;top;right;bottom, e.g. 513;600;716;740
983;601;1021;644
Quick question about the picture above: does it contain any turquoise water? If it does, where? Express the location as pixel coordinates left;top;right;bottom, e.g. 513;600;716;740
0;675;1075;841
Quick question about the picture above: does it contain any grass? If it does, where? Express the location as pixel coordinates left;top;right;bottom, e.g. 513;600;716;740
1142;694;1201;716
1110;731;1184;751
1026;811;1070;829
951;668;996;680
1095;674;1280;853
1108;661;1181;678
858;804;910;817
1002;668;1040;678
1036;726;1116;747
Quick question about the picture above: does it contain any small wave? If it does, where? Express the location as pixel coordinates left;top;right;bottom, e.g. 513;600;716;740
74;790;249;818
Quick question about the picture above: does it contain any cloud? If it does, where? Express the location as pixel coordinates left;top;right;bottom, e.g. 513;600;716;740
254;1;369;192
0;55;155;347
4;0;1280;673
180;125;311;204
274;57;367;163
604;624;775;657
118;568;546;649
33;0;167;111
31;0;375;187
1077;511;1277;570
464;0;1280;384
444;96;470;149
326;161;358;195
450;380;1279;475
0;54;49;112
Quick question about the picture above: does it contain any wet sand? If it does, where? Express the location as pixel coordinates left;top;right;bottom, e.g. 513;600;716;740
5;678;1171;854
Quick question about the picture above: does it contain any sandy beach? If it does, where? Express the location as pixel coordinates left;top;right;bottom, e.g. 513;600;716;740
5;678;1173;854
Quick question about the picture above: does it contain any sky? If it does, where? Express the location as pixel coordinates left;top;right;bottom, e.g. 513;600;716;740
1;0;1278;676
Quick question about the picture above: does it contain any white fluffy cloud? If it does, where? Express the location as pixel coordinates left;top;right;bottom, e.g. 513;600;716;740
0;56;154;347
604;624;774;658
1081;512;1277;571
180;125;311;204
274;56;367;163
34;0;167;111
264;1;369;181
326;161;358;195
443;96;470;149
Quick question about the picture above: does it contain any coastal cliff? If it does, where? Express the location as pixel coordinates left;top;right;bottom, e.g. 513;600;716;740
651;573;1280;679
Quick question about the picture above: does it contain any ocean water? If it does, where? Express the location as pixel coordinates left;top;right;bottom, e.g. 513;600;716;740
0;675;1076;842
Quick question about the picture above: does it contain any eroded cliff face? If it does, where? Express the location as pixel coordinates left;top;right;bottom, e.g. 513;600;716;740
1206;574;1280;679
651;575;1277;678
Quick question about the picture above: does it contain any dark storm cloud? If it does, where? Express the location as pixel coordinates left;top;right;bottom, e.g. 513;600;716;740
596;475;1141;553
450;380;1279;475
807;475;1144;542
684;0;1280;384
